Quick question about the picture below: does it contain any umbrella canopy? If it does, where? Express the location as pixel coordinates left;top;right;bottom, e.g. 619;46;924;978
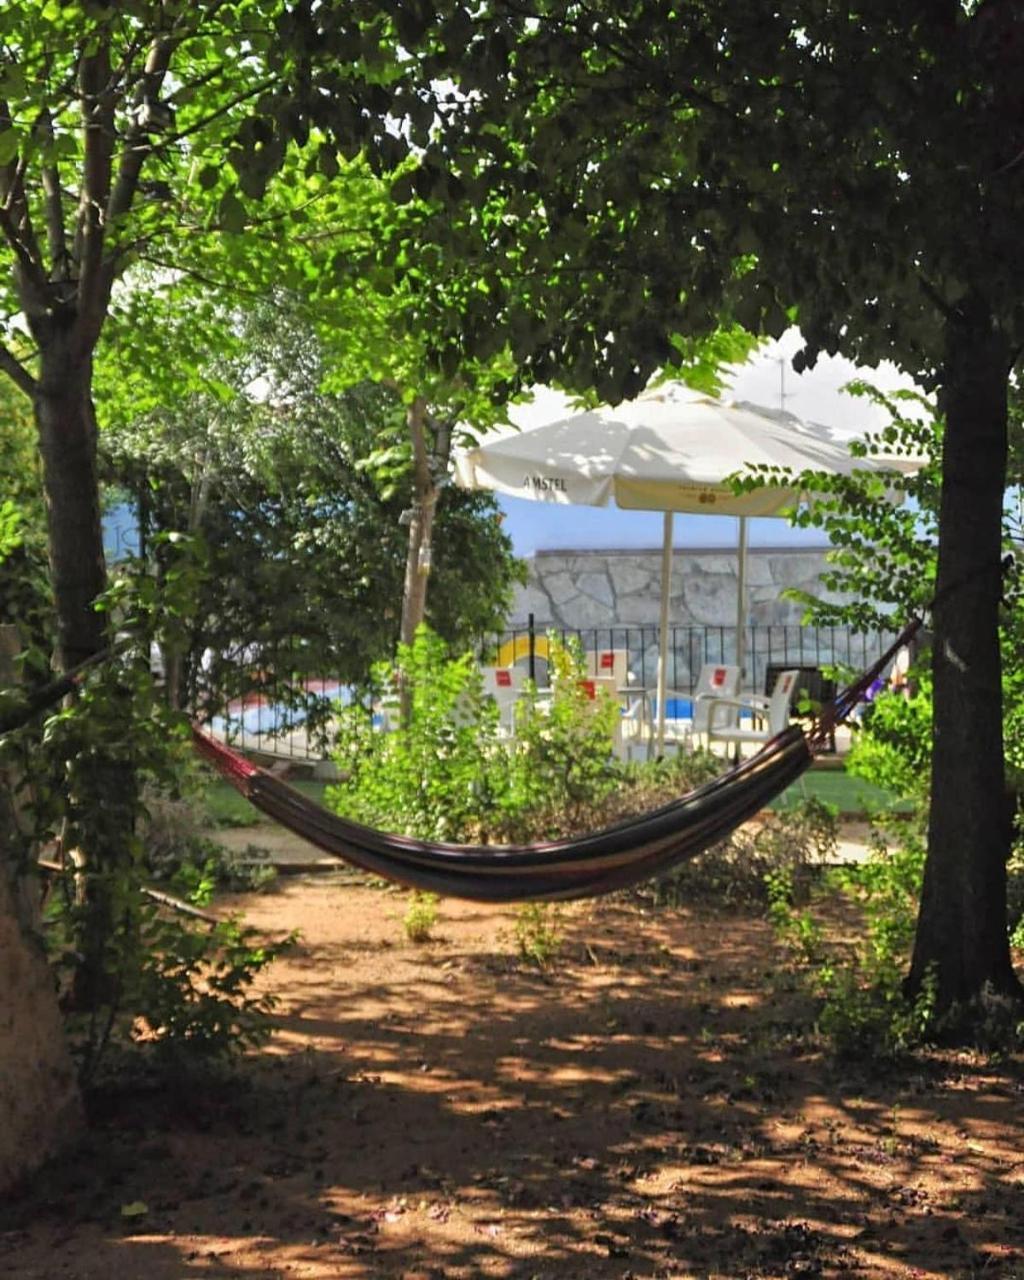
454;383;909;514
455;382;920;751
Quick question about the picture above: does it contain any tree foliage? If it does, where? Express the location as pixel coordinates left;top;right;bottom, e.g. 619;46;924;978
361;0;1024;1016
101;295;524;710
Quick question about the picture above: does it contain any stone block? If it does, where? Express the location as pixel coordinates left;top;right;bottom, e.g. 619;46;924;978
0;871;83;1194
576;571;615;608
539;570;579;606
609;560;655;596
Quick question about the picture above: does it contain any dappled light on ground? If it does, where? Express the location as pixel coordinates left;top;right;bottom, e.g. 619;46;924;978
2;873;1023;1279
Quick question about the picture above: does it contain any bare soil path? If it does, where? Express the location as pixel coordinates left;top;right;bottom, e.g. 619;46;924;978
3;861;1023;1279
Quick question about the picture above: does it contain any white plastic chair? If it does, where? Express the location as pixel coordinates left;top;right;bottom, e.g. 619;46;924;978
705;668;800;754
585;648;630;688
691;663;743;740
574;674;626;758
480;665;525;736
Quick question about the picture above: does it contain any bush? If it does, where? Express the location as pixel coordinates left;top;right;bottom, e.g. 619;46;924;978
330;627;505;842
494;635;623;840
329;627;626;843
126;909;295;1067
42;862;295;1077
845;677;933;808
764;815;937;1059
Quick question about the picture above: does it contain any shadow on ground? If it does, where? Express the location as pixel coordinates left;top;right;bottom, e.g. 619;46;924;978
2;876;1023;1279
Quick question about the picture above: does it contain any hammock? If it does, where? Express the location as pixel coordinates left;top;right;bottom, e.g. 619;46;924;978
193;620;921;903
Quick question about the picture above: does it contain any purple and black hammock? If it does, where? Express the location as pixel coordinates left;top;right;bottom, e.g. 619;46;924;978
191;621;921;904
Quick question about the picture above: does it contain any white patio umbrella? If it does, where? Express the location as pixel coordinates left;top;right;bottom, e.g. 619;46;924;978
454;382;919;752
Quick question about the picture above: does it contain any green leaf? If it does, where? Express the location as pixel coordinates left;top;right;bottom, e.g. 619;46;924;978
0;129;20;165
218;189;246;234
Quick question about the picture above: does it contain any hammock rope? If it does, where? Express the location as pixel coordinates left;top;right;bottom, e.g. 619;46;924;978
0;617;921;903
193;618;922;903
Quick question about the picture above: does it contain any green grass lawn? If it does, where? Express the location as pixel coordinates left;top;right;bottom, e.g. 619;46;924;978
771;767;910;816
203;777;330;827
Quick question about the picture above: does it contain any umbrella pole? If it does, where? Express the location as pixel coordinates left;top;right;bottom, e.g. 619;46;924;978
736;515;748;687
655;511;673;756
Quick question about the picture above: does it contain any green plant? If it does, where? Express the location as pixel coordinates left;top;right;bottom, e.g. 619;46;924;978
403;891;439;943
1;542;294;1078
329;628;627;845
846;677;934;810
496;635;623;840
514;902;563;967
330;626;506;841
768;821;936;1060
169;845;278;904
765;866;825;964
124;909;296;1067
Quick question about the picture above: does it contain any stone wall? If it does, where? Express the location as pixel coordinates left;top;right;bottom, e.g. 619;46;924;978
503;545;879;694
509;545;842;630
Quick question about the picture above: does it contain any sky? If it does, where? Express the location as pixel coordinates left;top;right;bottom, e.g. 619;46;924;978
492;328;920;557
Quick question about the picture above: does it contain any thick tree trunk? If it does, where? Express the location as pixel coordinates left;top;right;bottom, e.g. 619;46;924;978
907;300;1022;1009
33;340;130;1013
34;344;107;670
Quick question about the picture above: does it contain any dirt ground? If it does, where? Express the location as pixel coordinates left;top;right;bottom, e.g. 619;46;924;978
3;840;1024;1280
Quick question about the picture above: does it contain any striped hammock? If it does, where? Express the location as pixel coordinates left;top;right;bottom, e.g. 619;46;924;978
193;620;920;903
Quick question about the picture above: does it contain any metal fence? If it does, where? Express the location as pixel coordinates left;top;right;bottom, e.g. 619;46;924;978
199;619;899;761
484;616;900;700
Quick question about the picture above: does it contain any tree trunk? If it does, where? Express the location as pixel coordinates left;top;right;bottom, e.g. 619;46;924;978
399;396;436;650
907;299;1022;1009
33;340;130;1012
34;343;107;670
398;397;437;724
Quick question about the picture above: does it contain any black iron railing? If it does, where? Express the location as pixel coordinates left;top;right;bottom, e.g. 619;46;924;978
483;617;899;700
194;619;899;761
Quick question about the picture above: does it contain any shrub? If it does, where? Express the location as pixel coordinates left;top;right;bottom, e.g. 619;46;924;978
403;891;439;943
329;627;626;844
763;815;937;1059
514;902;563;967
126;909;295;1067
330;627;505;842
845;677;933;808
494;635;624;840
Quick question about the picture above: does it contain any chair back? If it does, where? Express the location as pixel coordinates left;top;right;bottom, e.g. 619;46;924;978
585;648;629;687
767;669;800;733
692;663;741;733
480;666;525;732
577;675;619;702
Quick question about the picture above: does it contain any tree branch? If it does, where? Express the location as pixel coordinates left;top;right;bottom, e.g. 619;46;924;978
152;76;280;150
0;97;47;283
105;35;177;225
75;38;116;348
0;337;37;397
37;109;69;283
133;252;277;301
0;206;51;316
